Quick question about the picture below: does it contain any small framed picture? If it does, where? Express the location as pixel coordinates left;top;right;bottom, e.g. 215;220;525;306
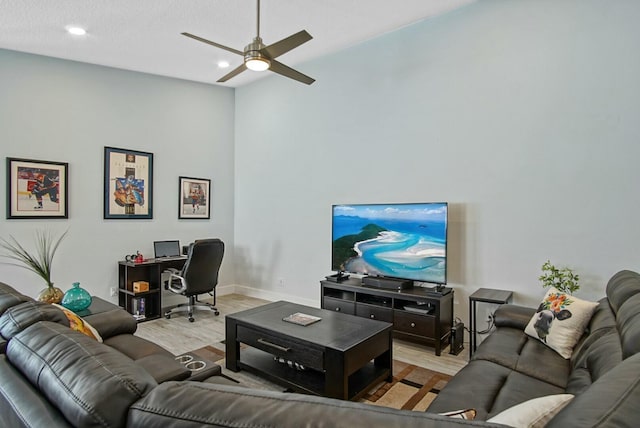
179;176;211;219
6;158;69;219
104;147;153;219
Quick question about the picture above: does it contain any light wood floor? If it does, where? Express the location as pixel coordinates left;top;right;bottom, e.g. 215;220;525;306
135;294;469;376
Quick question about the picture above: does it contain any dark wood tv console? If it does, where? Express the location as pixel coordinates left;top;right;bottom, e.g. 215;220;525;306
320;278;454;356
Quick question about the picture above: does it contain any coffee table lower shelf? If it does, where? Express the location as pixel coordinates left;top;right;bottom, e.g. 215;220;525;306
238;347;390;401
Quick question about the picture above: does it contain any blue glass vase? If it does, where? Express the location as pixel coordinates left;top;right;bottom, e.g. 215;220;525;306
62;282;92;311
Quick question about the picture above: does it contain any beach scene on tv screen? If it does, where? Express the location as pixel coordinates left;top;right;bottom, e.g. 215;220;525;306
332;203;447;284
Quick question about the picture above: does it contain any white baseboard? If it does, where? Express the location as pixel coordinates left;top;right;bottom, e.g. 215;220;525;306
216;284;318;308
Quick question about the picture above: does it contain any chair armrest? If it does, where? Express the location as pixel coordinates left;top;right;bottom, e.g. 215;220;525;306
162;269;186;294
493;304;536;330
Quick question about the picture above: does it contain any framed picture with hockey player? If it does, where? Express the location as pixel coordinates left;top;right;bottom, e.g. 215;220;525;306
178;176;211;219
103;147;153;219
6;157;69;219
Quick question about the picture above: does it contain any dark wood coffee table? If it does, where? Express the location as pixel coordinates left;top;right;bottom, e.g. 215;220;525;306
225;300;393;400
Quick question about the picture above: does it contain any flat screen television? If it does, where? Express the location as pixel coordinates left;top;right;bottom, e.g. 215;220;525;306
332;202;448;285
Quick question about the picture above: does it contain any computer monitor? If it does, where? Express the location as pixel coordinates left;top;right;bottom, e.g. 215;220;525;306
153;240;181;258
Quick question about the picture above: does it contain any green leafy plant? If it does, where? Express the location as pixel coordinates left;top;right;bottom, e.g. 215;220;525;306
539;260;580;295
0;229;68;289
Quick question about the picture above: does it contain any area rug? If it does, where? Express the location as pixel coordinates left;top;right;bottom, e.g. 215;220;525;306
189;345;451;412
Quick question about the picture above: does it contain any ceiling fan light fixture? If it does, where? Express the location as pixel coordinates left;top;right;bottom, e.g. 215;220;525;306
245;57;270;71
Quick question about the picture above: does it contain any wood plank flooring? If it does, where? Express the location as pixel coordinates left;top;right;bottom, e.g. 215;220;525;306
135;294;468;376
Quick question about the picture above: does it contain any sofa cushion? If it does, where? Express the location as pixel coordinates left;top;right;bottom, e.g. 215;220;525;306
566;330;622;394
103;333;175;360
471;327;528;370
487;394;574;428
0;355;71;428
134;354;192;383
472;326;570;389
586;297;616;332
524;288;598;358
605;270;640;314
426;359;515;420
547;352;640;428
616;293;640;359
0;301;68;339
488;370;566;418
6;321;157;428
0;282;33;316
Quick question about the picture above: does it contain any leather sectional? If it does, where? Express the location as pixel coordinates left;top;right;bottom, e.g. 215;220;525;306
0;271;639;427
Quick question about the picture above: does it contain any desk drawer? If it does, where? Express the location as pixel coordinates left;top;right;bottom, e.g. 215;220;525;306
323;297;355;315
394;312;435;337
237;325;324;371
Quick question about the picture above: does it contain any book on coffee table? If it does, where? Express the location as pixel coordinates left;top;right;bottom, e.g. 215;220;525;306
282;312;322;326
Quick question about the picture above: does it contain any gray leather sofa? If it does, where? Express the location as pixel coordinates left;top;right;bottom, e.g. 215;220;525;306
427;270;640;426
0;271;639;427
0;282;208;383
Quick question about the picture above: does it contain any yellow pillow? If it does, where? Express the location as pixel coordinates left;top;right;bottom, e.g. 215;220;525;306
52;303;103;342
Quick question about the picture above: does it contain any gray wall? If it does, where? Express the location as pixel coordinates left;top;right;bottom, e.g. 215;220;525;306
0;49;236;301
234;0;640;320
1;0;639;327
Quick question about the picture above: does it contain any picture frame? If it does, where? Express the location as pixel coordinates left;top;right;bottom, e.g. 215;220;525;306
179;176;211;219
103;147;153;219
6;157;69;219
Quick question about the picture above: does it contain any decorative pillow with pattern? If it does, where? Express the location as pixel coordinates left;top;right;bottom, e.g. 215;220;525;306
524;288;598;358
52;303;103;342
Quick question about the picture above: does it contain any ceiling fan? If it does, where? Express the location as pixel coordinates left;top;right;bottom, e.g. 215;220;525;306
182;0;315;85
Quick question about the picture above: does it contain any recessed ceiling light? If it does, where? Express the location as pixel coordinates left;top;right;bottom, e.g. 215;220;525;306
67;26;87;36
217;60;230;69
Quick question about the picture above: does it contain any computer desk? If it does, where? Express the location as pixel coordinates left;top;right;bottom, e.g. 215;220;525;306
117;256;187;321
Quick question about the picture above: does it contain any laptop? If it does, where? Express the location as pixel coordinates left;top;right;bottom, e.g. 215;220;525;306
153;240;183;259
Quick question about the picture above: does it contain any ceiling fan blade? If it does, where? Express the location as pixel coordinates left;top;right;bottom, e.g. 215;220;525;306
269;60;315;85
181;32;244;56
262;30;313;59
217;63;248;83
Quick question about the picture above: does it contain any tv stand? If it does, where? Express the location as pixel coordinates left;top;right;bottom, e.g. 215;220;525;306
320;278;454;356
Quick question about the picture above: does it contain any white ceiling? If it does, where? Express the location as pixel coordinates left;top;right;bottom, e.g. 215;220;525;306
0;0;474;87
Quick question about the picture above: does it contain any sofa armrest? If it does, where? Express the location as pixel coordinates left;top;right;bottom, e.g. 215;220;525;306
134;354;192;383
493;304;535;330
82;308;137;339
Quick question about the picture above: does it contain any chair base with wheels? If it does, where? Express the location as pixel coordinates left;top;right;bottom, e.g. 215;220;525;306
164;293;220;323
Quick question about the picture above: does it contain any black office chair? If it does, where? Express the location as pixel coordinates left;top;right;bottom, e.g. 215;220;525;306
162;238;224;322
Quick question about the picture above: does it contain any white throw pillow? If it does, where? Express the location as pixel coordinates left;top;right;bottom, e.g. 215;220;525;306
524;287;598;358
487;394;574;428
